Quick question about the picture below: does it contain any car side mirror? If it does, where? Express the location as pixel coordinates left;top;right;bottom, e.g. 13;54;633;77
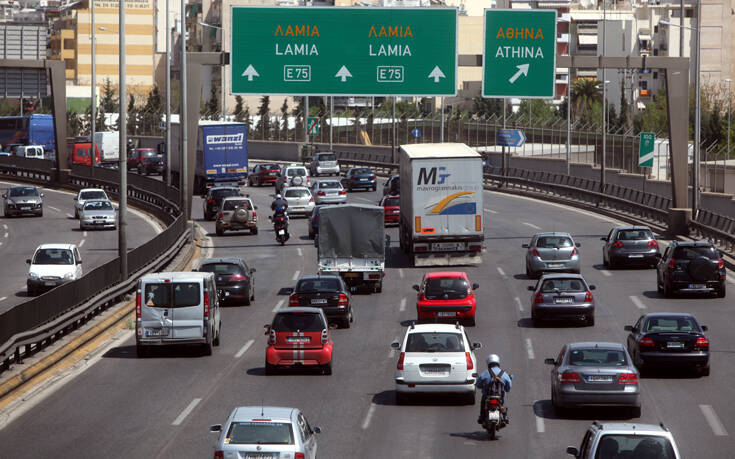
575;242;581;247
329;323;338;330
263;324;271;335
701;325;708;331
313;426;322;434
566;446;579;457
527;285;535;291
600;237;606;241
210;424;222;433
26;258;31;264
251;268;256;273
472;342;482;350
624;325;633;331
589;285;596;290
522;243;529;248
472;283;479;290
391;342;400;349
73;197;77;201
544;358;555;365
412;284;420;292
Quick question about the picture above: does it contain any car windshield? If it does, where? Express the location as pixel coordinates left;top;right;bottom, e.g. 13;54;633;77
222;199;251;211
199;263;242;275
9;187;38;197
568;349;627;367
318;153;336;161
540;278;586;293
212;189;239;200
406;332;464;353
297;278;341;292
318;181;341;189
536;236;573;248
285;189;310;198
80;190;106;200
594;434;676;459
384;197;399;206
138;149;156;158
353;168;372;175
226;422;294;445
263;164;279;171
143;283;200;308
83;200;113;211
287;168;307;177
145;156;162;164
616;229;653;240
272;313;325;332
33;248;74;265
424;277;469;300
644;316;699;333
672;246;718;260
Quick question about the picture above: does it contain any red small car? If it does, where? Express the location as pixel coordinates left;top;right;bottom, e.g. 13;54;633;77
264;307;334;375
248;163;281;187
380;194;400;226
413;272;479;326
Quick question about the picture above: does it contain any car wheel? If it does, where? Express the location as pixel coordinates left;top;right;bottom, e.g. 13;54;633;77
204;211;212;221
243;289;251;306
136;345;149;358
466;317;476;327
215;226;224;236
532;313;541;327
700;365;711;377
525;264;531;278
308;230;314;240
630;406;641;418
586;314;595;327
340;315;351;329
265;361;277;375
372;185;377;192
251;227;258;235
202;339;213;356
322;361;332;375
37;211;43;218
603;254;609;267
662;279;673;298
74;208;79;219
716;283;726;298
27;285;36;297
213;326;221;346
464;391;476;405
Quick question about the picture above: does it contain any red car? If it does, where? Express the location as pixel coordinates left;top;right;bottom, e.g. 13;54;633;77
248;163;281;187
264;307;334;375
413;271;479;326
380;194;400;225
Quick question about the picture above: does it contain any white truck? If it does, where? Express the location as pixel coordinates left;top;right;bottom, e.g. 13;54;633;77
93;131;120;164
317;204;385;293
398;143;484;266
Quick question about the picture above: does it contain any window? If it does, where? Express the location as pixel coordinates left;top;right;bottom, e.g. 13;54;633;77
317;153;336;161
318;181;340;189
423;277;470;300
33;248;74;265
287;168;307;177
225;422;295;445
83;200;113;211
9;187;38;197
213;189;239;200
222;199;250;211
406;332;464;353
672;246;718;260
639;80;648;90
383;197;399;207
199;263;242;276
352;168;372;175
297;278;342;292
536;236;573;248
645;316;699;332
80;190;107;200
568;349;627;367
143;282;201;308
594;434;675;459
616;229;653;240
272;313;325;332
540;278;586;293
285;189;310;198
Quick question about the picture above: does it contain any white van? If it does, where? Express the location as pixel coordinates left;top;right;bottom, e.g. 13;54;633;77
135;271;222;357
93;131;119;163
16;145;44;160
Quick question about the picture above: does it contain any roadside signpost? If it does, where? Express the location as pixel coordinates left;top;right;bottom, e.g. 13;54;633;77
411;128;421;138
482;9;556;98
496;128;526;147
230;7;457;96
307;117;319;136
638;132;655;167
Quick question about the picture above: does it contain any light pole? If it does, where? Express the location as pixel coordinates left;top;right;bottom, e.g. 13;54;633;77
601;0;607;193
165;2;171;186
118;0;128;280
199;21;225;121
181;0;188;221
726;79;732;167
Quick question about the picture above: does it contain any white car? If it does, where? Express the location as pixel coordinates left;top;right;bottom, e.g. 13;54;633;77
26;243;83;296
310;180;346;205
276;165;310;194
392;322;481;404
283;186;315;217
74;188;109;218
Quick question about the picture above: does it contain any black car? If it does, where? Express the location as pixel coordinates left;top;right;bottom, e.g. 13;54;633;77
137;155;165;176
201;186;241;221
656;241;726;298
308;205;325;240
383;175;400;196
341;167;377;192
601;225;660;268
625;313;709;376
198;257;255;305
289;274;353;328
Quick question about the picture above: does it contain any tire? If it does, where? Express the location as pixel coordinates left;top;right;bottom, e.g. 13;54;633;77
464;391;476;405
630;406;641;418
204;211;212;221
374;281;383;294
587;314;595;327
466;317;476;327
265;361;277;375
216;226;224;236
136;345;149;358
340;315;351;329
250;227;258;235
74;208;79;219
487;424;497;440
525;264;531;278
663;279;673;298
37;211;43;218
603;255;609;267
716;283;726;298
308;230;315;240
532;313;541;328
202;339;213;356
213;325;221;346
608;258;616;269
322;361;332;375
372;185;377;192
243;288;251;306
700;365;711;377
27;285;36;297
395;392;408;405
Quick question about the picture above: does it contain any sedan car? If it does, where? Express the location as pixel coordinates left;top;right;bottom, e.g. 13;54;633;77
529;274;596;326
656;240;726;298
210;406;321;459
283;186;314;217
310;180;346;205
136;155;164;176
79;199;117;230
601;225;660;268
383;175;400;196
625;313;709;376
198;257;256;306
342;167;377;191
73;188;109;219
413;271;479;326
545;342;641;417
392;322;481;405
309;151;339;176
248;163;281;187
289;274;353;328
380;195;400;225
307;205;325;240
523;232;581;278
3;185;43;217
202;186;241;221
265;307;334;375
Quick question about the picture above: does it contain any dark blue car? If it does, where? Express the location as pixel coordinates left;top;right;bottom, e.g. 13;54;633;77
308;205;326;239
341;167;377;192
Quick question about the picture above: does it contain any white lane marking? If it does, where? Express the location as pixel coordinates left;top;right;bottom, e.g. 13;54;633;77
727;277;735;285
629;295;647;310
399;268;404;279
525;338;535;360
47;206;60;212
514;297;524;312
700;404;728;436
361;403;376;430
2;224;6;229
483;208;498;214
83;231;88;237
536;414;545;433
0;296;6;302
292;270;300;281
297;247;303;256
172;398;201;426
234;339;255;359
3;232;7;238
128;206;165;234
600;269;612;277
271;299;285;313
522;222;542;230
79;239;86;248
399;298;406;312
66;213;73;219
485;190;625;225
388;336;400;358
497;267;506;277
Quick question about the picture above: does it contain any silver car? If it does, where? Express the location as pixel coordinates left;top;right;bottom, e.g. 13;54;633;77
309;151;339;176
3;185;43;217
79;199;117;230
529;274;596;326
523;232;581;278
601;225;660;268
283;186;315;217
310;180;346;205
74;188;109;218
545;342;641;417
211;406;321;459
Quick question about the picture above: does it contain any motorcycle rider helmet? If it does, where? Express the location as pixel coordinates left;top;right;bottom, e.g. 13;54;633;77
486;354;500;367
276;193;282;199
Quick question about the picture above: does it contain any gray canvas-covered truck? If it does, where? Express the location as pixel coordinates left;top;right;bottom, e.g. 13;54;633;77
317;204;385;293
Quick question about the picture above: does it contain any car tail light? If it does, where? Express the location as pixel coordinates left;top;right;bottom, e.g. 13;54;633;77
668;258;676;269
584;290;594;302
718;259;724;269
648;240;659;248
639;337;655;348
397;352;405;370
415;246;427;252
370;175;376;180
618;372;639;384
531;248;540;257
289;294;300;307
214;451;224;459
469;244;482;251
465;352;473;370
229;275;247;282
350;177;357;181
309;196;314;203
571;247;579;257
317;191;326;196
534;291;544;303
207;199;214;203
321;329;329;344
295;453;305;459
560;371;581;383
339;190;347;195
338;293;349;306
217;212;223;219
268;329;276;345
252;211;257;218
611;241;623;248
368;274;381;280
203;292;210;317
135;292;141;318
695;336;709;350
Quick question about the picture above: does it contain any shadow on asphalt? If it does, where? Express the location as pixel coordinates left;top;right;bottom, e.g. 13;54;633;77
277;287;293;295
246;366;327;377
517;318;588;329
371;390;471;407
103;344;211;359
639;367;706;379
641;290;717;300
513;273;533;281
448;431;494;442
533;399;637;421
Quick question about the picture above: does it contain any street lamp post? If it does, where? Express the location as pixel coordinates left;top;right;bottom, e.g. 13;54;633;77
165;1;171;186
726;79;732;169
118;0;128;280
199;21;225;121
91;2;96;176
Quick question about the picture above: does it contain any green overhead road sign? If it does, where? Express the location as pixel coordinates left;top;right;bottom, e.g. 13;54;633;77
482;9;557;99
307;117;319;136
639;132;655;167
230;7;457;96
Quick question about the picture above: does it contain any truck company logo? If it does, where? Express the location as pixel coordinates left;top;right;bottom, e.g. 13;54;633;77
206;133;244;145
425;192;477;215
417;166;450;185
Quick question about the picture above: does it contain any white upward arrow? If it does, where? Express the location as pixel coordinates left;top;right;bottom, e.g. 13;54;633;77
508;63;529;84
335;65;352;82
427;66;446;83
241;65;259;81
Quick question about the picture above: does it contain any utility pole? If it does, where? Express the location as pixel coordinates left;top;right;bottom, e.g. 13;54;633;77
118;0;128;280
90;0;96;177
165;0;171;186
601;0;606;193
693;0;701;217
181;0;189;221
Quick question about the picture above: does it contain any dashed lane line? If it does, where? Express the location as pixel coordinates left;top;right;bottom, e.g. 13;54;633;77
629;295;647;310
399;268;404;279
497;267;506;277
536;413;545;433
600;269;612;277
83;231;88;237
66;213;74;219
0;296;6;302
728;277;735;285
514;297;524;312
399;298;406;312
297;247;303;257
2;224;6;230
700;404;728;436
525;338;535;360
234;340;254;359
47;206;60;212
271;299;285;313
172;398;201;426
522;222;542;230
361;403;376;430
3;232;7;238
483;208;498;214
292;270;300;281
388;336;400;359
79;239;86;248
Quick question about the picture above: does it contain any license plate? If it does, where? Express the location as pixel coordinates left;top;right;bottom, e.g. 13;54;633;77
487;411;500;421
432;242;464;251
587;375;613;382
688;284;706;289
44;281;55;286
20;206;30;210
277;229;285;235
628;254;644;258
667;341;684;349
310;298;328;304
547;263;564;268
148;328;168;337
360;178;367;181
553;297;574;304
246;454;275;459
437;312;456;317
422;368;449;375
286;337;309;343
344;273;360;278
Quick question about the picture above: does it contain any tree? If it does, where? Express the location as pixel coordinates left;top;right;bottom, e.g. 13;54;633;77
142;86;163;134
638;88;668;134
125;93;137;135
571;78;602;122
233;95;245;122
518;99;555;124
205;85;220;121
255;96;271;139
470;97;503;118
617;82;630;131
99;78;118;113
67;112;83;137
294;96;304;135
279;98;289;141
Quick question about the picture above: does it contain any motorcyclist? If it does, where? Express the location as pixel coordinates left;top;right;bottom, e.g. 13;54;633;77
476;354;512;424
271;194;289;214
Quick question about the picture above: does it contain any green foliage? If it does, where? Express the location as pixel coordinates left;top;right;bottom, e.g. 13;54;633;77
233;95;244;122
571;78;601;122
205;85;220;121
279;98;289;140
99;78;118;113
471;96;503;118
255;96;271;138
518;99;555;123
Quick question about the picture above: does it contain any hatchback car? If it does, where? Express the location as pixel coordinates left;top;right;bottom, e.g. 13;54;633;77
601;225;660;268
215;196;257;236
380;195;400;226
202;186;241;221
656;240;726;298
211;406;321;459
528;274;596;326
545;342;641;417
342;167;377;191
413;272;479;326
310;180;346;205
383;175;400;196
26;243;83;296
248;163;281;186
3;185;43;217
276;165;310;194
136;154;164;175
566;421;681;459
625;313;709;376
79;199;117;230
392;322;481;405
523;232;581;278
198;257;256;306
307;205;325;240
283;186;315;217
126;147;157;170
290;274;353;328
309;151;339;176
73;188;109;219
264;307;334;375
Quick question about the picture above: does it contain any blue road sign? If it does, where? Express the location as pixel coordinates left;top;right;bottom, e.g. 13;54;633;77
411;128;422;138
496;128;526;147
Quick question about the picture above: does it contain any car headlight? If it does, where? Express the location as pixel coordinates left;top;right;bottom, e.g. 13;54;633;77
28;272;39;279
36;203;42;208
64;272;75;279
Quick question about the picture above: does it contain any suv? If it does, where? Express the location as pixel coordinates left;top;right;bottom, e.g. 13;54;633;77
289;274;353;328
392;322;481;405
601;225;660;268
566;422;681;458
3;185;43;217
202;186;241;221
309;152;339;176
264;307;334;375
215;196;257;236
26;244;83;296
276;165;310;194
656;240;726;298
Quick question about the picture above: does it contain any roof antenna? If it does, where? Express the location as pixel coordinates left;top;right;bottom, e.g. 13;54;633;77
261;400;264;417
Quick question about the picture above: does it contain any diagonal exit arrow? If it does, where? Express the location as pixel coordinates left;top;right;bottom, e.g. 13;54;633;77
508;63;529;84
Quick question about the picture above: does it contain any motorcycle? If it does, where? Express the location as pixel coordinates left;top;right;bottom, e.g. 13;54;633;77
269;213;289;245
482;394;508;440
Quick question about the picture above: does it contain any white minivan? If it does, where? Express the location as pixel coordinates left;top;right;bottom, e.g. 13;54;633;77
135;272;222;357
15;145;45;160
